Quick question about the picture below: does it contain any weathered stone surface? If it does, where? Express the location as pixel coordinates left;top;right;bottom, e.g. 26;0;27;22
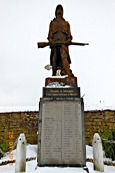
0;112;38;150
45;76;78;87
38;87;86;167
38;101;85;166
0;110;115;148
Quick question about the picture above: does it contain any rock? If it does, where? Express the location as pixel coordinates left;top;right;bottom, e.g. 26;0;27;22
92;133;104;172
15;133;26;173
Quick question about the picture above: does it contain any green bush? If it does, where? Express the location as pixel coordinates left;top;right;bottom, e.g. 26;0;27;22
100;127;115;161
0;141;8;152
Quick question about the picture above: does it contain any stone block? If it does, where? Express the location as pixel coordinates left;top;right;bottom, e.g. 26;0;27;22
45;76;78;87
38;87;86;167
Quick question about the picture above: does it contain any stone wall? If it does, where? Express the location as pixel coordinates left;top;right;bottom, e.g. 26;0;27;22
0;110;115;150
85;110;115;145
0;111;38;151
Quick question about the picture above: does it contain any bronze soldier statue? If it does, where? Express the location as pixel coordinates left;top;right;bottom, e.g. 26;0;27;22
37;4;89;80
47;4;73;77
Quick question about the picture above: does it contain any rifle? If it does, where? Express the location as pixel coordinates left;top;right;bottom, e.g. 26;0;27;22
37;41;89;48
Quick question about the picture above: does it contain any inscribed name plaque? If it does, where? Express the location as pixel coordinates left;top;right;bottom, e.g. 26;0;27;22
38;88;86;167
43;88;80;97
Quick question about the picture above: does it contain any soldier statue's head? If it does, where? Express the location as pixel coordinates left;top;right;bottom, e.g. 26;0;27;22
55;4;63;18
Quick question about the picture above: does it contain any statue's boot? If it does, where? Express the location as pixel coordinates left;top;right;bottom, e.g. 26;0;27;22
62;57;74;78
52;66;57;76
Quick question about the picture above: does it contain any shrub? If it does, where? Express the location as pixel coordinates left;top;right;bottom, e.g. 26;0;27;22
0;141;8;152
100;127;115;161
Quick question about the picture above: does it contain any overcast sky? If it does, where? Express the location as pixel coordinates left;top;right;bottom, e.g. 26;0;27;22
0;0;115;111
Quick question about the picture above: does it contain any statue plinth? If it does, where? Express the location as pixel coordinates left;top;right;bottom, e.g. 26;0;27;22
37;83;86;167
45;76;78;87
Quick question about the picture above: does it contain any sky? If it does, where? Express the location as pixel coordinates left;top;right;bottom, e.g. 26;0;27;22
0;0;115;111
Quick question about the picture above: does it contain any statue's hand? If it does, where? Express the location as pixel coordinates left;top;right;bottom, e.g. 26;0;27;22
67;39;71;44
49;38;53;44
49;39;54;47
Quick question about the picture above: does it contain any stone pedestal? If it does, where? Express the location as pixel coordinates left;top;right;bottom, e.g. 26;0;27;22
45;76;78;87
37;87;86;167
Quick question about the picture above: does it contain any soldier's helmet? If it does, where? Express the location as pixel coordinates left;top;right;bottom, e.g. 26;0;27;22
55;4;63;17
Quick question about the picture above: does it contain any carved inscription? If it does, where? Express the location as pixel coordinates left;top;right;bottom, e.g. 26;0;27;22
62;102;75;164
41;102;62;164
43;88;80;97
40;100;84;165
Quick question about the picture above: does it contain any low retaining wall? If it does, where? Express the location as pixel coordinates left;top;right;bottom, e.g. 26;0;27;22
0;110;115;150
0;111;38;151
85;110;115;145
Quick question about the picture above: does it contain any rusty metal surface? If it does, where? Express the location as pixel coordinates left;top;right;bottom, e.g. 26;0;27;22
37;5;89;80
45;76;78;87
47;5;73;77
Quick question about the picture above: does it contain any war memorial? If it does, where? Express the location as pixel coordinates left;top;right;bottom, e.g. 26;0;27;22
37;4;89;169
